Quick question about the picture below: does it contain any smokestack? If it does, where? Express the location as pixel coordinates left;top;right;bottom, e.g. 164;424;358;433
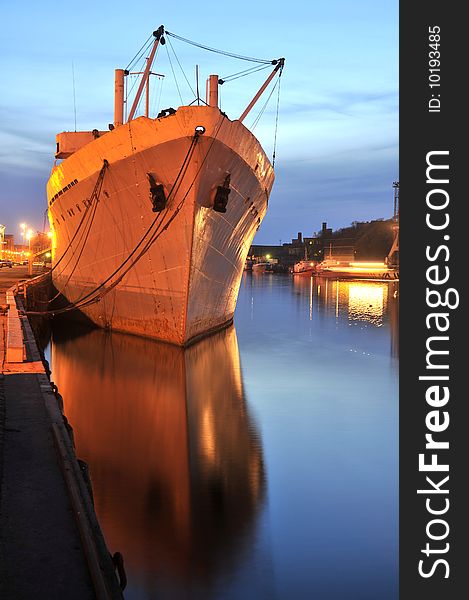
206;75;219;107
114;69;125;127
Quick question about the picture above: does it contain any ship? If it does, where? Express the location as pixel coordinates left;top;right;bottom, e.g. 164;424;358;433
314;259;399;280
292;260;316;276
47;26;284;345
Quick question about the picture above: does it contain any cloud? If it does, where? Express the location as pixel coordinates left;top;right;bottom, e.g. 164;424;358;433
0;169;48;234
254;146;398;244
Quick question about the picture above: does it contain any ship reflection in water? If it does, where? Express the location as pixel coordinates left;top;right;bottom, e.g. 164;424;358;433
46;275;398;599
49;324;265;597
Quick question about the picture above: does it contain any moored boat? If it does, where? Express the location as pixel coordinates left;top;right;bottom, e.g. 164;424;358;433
47;26;284;345
314;260;399;280
252;262;269;273
292;259;316;276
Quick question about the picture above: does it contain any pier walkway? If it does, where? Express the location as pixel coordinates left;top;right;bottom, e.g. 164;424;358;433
0;268;121;599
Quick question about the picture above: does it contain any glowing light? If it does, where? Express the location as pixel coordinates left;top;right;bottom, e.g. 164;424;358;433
348;261;387;268
348;282;386;326
325;264;389;274
266;254;271;260
201;407;216;463
45;252;51;258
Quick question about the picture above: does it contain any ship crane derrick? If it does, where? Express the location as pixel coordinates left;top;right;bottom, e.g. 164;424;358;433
387;181;399;268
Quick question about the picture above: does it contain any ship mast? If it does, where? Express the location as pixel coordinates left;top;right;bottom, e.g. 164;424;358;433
145;57;151;117
238;58;284;123
387;181;400;267
127;27;164;121
114;27;283;128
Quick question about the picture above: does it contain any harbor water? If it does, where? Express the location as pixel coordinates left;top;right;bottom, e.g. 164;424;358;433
44;273;398;599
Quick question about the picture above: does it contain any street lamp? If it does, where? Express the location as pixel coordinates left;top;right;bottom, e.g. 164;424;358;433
19;223;28;262
0;223;5;260
25;228;34;276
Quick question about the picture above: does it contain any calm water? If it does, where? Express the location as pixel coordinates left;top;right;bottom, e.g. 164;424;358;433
46;274;398;599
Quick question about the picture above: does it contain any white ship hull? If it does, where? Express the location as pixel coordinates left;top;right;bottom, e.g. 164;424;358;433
292;260;316;275
47;106;274;345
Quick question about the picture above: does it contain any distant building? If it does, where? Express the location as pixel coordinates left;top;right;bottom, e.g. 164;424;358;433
249;218;393;268
321;237;356;262
4;234;14;252
282;232;307;262
250;222;335;266
1;230;18;260
0;224;5;258
302;236;324;261
248;244;285;262
320;222;333;237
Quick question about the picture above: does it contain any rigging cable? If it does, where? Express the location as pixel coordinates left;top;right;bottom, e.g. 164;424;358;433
164;41;184;105
166;34;196;99
48;184;101;302
153;75;164;115
249;62;283;166
23;26;285;315
125;45;160;118
125;35;154;72
49;135;198;314
23;134;199;316
24;115;227;317
34;160;109;289
42;209;48;233
75;114;228;307
219;63;272;83
35;161;109;303
251;76;280;130
165;30;274;64
271;64;283;168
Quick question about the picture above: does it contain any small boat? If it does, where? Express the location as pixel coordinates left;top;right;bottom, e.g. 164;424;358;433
252;262;269;273
314;260;399;280
292;260;316;276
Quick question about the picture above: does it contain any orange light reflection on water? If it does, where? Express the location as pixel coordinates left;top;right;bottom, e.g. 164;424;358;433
50;325;265;583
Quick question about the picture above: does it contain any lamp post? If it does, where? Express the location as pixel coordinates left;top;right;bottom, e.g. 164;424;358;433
26;228;34;276
19;223;27;263
0;224;6;260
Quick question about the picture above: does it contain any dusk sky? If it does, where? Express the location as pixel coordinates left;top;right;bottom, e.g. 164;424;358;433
0;0;397;245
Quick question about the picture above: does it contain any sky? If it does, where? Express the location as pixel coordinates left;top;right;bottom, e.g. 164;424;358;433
0;0;398;245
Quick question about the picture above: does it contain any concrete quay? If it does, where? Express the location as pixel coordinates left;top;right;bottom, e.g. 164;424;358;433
0;268;123;599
